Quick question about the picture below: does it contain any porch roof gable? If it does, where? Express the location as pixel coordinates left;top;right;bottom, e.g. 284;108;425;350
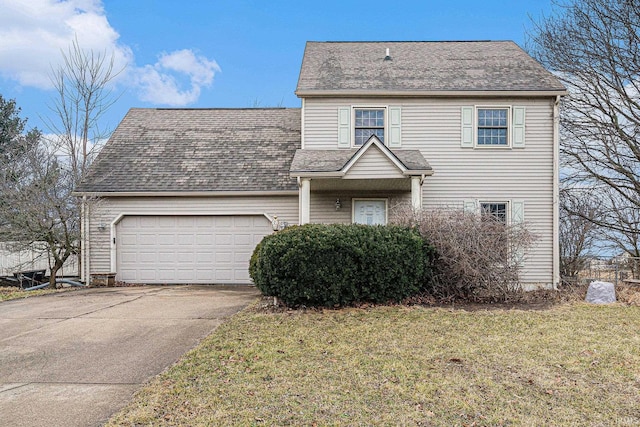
289;136;433;178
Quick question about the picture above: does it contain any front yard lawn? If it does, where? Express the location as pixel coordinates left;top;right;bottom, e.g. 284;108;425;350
0;286;71;301
108;302;640;426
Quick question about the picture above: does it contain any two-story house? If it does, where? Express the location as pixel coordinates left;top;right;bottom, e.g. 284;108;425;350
76;41;566;288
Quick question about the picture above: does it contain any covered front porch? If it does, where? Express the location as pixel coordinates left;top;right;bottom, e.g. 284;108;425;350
289;137;433;225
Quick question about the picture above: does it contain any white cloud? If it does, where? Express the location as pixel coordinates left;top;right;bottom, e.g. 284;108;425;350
0;0;219;106
0;0;131;88
132;50;221;106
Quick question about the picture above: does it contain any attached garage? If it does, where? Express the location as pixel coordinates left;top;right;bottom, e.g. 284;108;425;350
76;108;301;285
116;215;272;284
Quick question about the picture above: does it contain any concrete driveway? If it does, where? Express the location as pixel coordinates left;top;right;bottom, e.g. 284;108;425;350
0;285;259;427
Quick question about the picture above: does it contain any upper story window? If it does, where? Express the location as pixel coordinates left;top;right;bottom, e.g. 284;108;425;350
354;109;385;146
462;105;526;149
477;108;508;146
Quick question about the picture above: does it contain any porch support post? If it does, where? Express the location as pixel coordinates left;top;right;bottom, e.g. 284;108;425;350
411;176;422;211
300;178;311;224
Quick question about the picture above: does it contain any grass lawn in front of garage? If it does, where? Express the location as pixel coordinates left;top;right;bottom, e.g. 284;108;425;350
107;301;640;426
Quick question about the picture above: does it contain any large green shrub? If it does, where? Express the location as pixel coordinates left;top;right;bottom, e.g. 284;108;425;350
250;223;434;307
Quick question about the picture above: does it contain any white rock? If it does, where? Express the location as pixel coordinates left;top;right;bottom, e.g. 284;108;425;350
585;281;616;304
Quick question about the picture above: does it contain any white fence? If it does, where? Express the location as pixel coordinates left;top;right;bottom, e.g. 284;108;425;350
0;242;78;277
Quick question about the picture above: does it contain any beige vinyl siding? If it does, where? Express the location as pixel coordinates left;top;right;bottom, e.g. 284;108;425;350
87;195;298;275
304;101;340;149
303;97;555;286
310;192;410;224
344;145;405;179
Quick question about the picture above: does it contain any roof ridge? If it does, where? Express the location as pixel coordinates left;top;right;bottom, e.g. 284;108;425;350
306;40;509;44
132;107;301;111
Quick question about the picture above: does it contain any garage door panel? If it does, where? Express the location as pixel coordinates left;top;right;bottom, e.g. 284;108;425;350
215;234;233;246
234;234;252;245
120;233;138;245
234;268;250;282
176;252;194;263
177;216;194;226
195;216;214;227
213;217;232;228
156;217;176;227
138;252;157;263
139;269;159;281
117;215;271;284
216;250;232;261
235;252;250;263
177;234;194;245
233;216;252;227
215;269;233;281
195;251;213;263
157;234;175;245
137;233;158;245
195;234;213;245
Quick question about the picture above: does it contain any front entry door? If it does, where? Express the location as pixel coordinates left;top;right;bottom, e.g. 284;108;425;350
353;199;387;225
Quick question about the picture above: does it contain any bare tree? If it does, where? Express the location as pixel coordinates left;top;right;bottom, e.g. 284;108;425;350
559;189;598;280
528;0;640;256
0;40;121;287
44;37;121;183
0;136;78;287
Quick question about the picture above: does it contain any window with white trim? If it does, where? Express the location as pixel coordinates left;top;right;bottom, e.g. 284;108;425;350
354;108;385;146
480;201;509;259
480;202;508;223
461;106;525;149
477;108;508;146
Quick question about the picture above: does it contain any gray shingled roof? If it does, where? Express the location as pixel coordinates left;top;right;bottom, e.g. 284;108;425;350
77;108;301;193
296;41;566;94
289;147;432;174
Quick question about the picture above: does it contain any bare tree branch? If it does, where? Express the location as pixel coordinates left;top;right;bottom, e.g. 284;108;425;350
0;39;122;287
42;36;122;184
529;0;640;256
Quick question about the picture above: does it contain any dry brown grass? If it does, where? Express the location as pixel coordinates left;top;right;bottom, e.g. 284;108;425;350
107;299;640;426
0;286;72;301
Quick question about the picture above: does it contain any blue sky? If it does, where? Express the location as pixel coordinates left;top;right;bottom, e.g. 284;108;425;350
0;0;553;133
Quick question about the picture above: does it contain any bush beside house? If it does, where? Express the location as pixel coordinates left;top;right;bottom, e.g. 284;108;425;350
250;224;434;307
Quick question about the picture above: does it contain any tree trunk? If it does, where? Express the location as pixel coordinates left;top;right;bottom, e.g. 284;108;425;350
49;259;64;289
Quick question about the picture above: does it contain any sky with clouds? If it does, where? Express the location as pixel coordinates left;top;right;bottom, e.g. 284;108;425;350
0;0;554;132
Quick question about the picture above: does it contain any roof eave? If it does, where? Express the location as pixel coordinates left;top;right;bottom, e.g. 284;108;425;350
403;169;434;176
72;190;300;197
295;89;568;98
290;171;344;178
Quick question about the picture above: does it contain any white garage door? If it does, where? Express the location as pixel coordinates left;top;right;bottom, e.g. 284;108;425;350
116;215;272;284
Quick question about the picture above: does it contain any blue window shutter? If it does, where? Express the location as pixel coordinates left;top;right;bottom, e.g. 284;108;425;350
338;107;351;148
388;106;402;148
512;107;526;148
461;106;474;148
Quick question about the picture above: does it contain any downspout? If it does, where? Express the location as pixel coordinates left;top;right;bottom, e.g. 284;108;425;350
553;95;561;289
81;195;90;284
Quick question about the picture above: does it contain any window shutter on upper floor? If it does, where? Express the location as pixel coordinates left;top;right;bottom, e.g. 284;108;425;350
388;106;402;148
461;106;474;148
338;107;351;148
512;107;526;148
